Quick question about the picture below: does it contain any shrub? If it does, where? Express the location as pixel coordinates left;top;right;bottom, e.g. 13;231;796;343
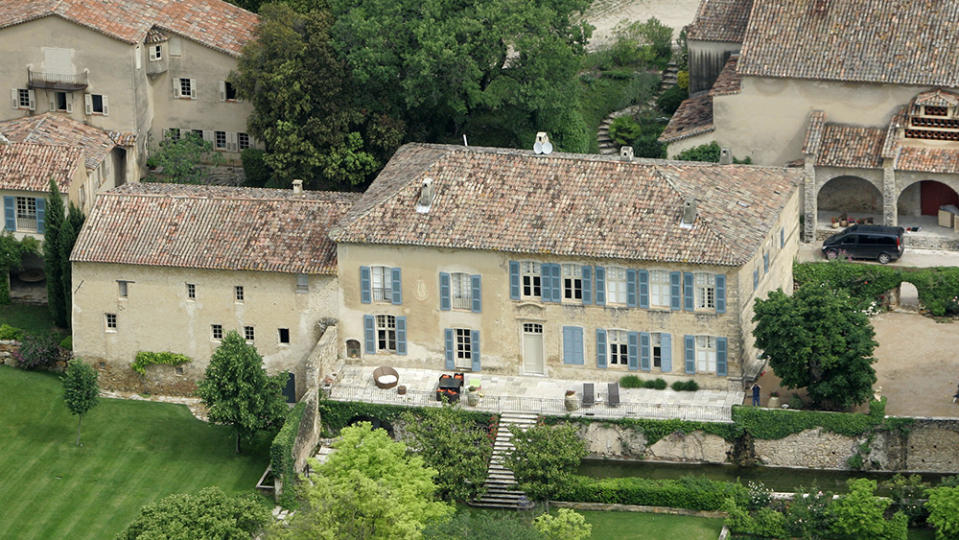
15;333;61;370
0;323;24;341
827;478;907;540
506;424;587;502
649;378;668;390
746;480;773;511
609;116;644;146
785;487;832;538
676;70;689;90
882;474;930;527
534;509;591;540
675;141;722;162
58;335;72;351
241;148;273;188
788;393;804;410
118;486;270;539
620;375;643;388
557;474;748;511
723;497;788;538
131;351;192;375
656;84;688;115
926;485;959;540
731;401;885;439
671;380;699;392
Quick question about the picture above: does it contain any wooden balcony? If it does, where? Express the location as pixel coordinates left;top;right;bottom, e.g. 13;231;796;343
27;69;87;91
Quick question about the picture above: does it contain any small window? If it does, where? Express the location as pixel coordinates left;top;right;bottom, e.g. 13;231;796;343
652;333;663;368
15;197;37;232
450;272;472;309
234;285;244;302
346;339;361;359
105;313;117;330
696;336;717;373
168;128;181;141
296;274;309;293
376;315;397;352
191;129;203;139
54;91;68;111
215;130;226;150
650;270;670;308
244;326;255;341
454;328;472;360
211;324;223;340
370;266;393;302
91;94;105;114
178;78;193;98
238;132;250;150
521;262;541;298
149;44;162;61
225;81;237;100
694;272;715;309
175;366;184;375
118;281;128;298
278;328;290;345
16;88;32;109
186;283;196;299
608;330;628;366
562;264;582;300
606;266;628;304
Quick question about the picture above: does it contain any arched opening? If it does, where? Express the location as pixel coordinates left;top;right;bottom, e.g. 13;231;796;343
914;180;959;216
8;252;46;303
346;339;361;359
897;282;919;311
818;176;883;214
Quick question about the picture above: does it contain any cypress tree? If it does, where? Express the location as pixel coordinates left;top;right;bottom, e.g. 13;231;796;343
44;179;66;327
59;214;76;327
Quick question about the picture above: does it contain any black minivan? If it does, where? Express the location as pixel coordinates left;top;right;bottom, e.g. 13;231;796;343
821;225;904;264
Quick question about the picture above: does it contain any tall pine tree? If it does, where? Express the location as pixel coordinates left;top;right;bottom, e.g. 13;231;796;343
58;210;77;326
44;180;66;327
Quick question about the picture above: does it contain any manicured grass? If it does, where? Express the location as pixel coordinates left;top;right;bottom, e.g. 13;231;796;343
0;303;60;337
579;510;724;539
0;366;270;540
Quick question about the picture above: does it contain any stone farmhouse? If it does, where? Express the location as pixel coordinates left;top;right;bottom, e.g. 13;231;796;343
0;0;260;177
662;0;959;243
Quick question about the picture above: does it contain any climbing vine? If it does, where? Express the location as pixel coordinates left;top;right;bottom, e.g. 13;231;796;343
131;351;192;375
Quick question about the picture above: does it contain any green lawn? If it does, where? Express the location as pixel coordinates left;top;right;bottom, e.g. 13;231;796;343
579;510;724;539
0;366;270;540
0;303;60;337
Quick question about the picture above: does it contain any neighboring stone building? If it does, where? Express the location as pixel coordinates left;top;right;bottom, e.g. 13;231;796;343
0;0;260;173
329;143;801;389
70;183;359;397
662;0;959;242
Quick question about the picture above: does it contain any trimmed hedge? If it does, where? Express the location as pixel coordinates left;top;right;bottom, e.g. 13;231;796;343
731;399;889;440
270;400;306;504
318;399;492;436
555;474;749;511
131;351;191;375
543;415;743;445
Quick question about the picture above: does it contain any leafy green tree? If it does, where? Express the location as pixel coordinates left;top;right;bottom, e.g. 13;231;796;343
0;232;39;304
609;18;674;68
926;485;959;540
62;359;99;446
656;83;688;115
276;422;453;539
827;478;907;540
785;487;832;539
753;285;878;410
533;509;591;540
44;179;66;327
240;148;274;188
505;423;587;504
401;405;492;501
674;141;751;163
423;508;543;540
197;331;288;453
146;133;223;184
117;486;270;540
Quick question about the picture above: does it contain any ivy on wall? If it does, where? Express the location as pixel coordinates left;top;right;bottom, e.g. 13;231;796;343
131;351;192;375
270;400;306;506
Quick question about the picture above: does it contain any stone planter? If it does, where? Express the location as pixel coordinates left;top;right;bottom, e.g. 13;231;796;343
466;391;480;407
767;396;781;409
565;393;580;412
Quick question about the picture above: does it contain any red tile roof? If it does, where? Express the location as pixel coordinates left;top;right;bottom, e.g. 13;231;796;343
815;124;886;169
0;0;257;57
739;0;959;86
0;142;82;192
72;184;361;274
709;56;742;96
659;93;714;143
895;147;959;175
687;0;754;43
330;144;801;267
0;113;116;170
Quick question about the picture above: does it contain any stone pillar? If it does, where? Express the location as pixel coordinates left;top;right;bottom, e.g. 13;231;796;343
882;160;898;226
802;158;817;242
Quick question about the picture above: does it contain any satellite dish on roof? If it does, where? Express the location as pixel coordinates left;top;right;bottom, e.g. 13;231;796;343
533;132;552;155
534;141;544;154
542;141;553;154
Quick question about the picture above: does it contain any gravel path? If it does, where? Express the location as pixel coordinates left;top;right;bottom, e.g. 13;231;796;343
583;0;701;51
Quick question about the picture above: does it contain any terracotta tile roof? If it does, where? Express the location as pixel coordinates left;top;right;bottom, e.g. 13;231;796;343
659;93;714;143
739;0;959;86
687;0;753;42
708;55;742;96
894;147;959;174
802;111;826;156
330;144;801;267
0;142;82;192
109;132;138;147
71;184;361;274
0;0;257;57
914;89;959;108
0;113;116;170
881;108;907;159
815;124;886;169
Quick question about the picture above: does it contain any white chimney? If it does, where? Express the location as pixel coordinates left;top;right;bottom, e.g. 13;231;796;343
620;146;634;162
415;177;434;213
680;198;697;229
533;132;553;155
719;148;732;165
292;179;303;194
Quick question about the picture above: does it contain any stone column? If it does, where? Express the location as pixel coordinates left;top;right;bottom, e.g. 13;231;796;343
802;158;817;242
882;160;898;226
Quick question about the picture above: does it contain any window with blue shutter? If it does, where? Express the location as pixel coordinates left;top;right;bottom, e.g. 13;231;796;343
715;274;726;314
391;267;402;304
639;332;651;371
595;267;606;306
439;272;451;310
753;268;759;290
716;337;727;376
471;329;481;371
582;266;593;304
2;196;14;231
471;274;481;312
780;227;785;248
360;266;372;304
626;269;638;308
444;328;455;369
684;335;695;374
596;328;607;368
363;315;376;354
562;326;584;365
35;197;45;234
638;270;649;309
627;331;639;371
509;261;520;300
396;317;407;355
683;272;694;311
763;252;769;273
661;333;672;372
669;271;681;311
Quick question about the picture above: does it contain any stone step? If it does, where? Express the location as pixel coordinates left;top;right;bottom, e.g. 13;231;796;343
500;413;538;420
485;477;517;485
474;494;525;503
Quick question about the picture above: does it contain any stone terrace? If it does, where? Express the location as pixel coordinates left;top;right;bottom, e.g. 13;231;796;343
329;366;742;423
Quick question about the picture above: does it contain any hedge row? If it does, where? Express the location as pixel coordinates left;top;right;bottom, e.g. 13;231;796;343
270;400;306;503
130;351;192;375
543;415;743;445
555;474;749;511
317;399;492;436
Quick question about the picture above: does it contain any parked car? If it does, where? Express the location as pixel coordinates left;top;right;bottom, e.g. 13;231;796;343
822;225;904;264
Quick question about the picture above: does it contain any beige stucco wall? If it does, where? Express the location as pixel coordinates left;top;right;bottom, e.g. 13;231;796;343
72;262;338;394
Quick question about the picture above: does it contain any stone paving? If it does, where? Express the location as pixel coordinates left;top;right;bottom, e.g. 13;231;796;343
329;365;741;423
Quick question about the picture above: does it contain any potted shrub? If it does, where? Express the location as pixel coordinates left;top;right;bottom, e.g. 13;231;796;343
831;216;840;229
564;389;579;411
466;386;480;406
767;391;781;409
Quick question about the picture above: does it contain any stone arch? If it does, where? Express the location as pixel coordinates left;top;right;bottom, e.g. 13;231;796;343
897;179;959;217
817;175;883;214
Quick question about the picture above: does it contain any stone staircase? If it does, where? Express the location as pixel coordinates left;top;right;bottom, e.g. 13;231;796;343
469;412;537;510
660;62;679;92
596;63;680;155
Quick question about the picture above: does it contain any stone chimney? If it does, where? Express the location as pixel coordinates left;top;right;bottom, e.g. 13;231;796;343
292;179;303;194
620;146;634;162
415;177;434;213
681;198;697;229
719;148;732;165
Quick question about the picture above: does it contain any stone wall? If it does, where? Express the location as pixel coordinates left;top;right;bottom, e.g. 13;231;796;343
292;388;321;475
576;423;733;464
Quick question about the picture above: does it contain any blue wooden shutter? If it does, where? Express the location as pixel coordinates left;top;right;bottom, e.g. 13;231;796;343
35;198;45;234
391;267;402;304
2;196;14;231
363;315;376;354
753;269;759;290
360;266;372;304
439;272;451;311
471;330;481;371
683;272;694;311
582;266;593;305
716;337;728;376
542;264;558;303
562;326;583;365
626;269;638;308
595;266;606;306
627;331;639;371
444;329;454;369
669;271;681;311
715;274;726;314
596;328;607;368
763;252;769;273
471;274;481;312
780;227;785;248
396;316;407;355
639;332;650;371
638;270;649;309
684;335;695;374
509;261;520;300
552;264;562;302
661;333;672;372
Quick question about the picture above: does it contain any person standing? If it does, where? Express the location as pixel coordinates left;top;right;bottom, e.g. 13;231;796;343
752;383;762;406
